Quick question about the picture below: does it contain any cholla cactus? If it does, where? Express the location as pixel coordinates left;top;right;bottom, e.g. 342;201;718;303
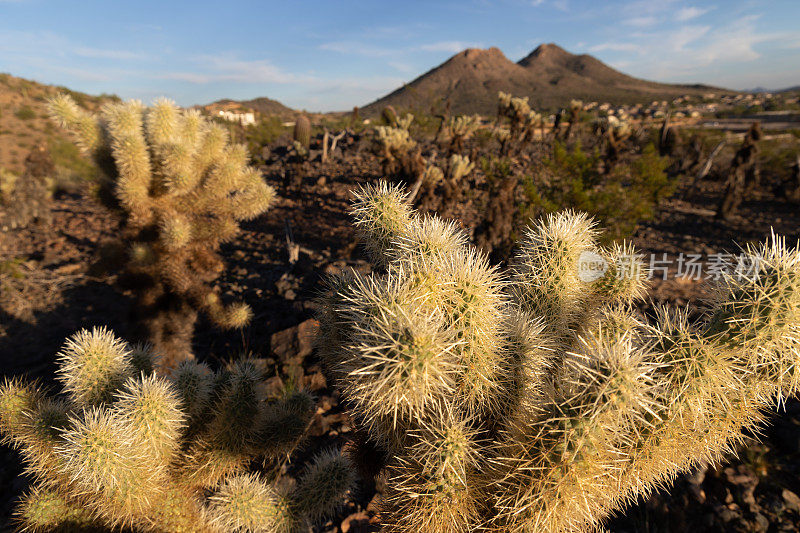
395;113;414;131
497;92;542;150
414;165;445;211
375;126;423;183
600;115;633;167
0;327;354;532
319;182;800;532
447;154;474;183
443;115;481;152
48;95;275;367
376;126;416;156
564;99;584;141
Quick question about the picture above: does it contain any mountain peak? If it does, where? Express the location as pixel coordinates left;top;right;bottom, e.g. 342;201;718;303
519;43;574;68
362;43;728;116
460;47;507;60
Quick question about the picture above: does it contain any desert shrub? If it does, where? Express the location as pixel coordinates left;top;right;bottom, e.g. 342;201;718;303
319;182;800;532
49;95;276;367
243;115;289;155
48;137;100;188
14;106;36;120
523;141;674;242
0;327;354;532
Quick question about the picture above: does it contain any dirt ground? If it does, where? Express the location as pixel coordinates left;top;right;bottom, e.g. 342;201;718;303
1;137;799;532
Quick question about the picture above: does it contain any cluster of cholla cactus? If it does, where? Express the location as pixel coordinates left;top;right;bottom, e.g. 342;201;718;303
442;115;481;153
496;92;543;152
375;117;424;183
318;182;800;532
0;327;353;532
48;95;275;367
440;154;474;209
592;114;633;168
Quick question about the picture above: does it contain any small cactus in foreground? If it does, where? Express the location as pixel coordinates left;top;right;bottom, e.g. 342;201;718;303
0;327;354;532
48;95;276;367
319;181;800;532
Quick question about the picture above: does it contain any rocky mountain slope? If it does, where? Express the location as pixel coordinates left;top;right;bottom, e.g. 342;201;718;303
362;43;729;116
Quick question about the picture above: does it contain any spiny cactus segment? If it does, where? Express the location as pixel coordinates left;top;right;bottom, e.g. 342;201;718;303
319;181;800;532
0;326;354;533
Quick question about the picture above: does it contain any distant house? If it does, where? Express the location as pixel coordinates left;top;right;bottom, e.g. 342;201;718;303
217;110;257;126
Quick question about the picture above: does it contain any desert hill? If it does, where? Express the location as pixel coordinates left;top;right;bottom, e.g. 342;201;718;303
201;96;296;119
361;43;729;116
0;73;115;177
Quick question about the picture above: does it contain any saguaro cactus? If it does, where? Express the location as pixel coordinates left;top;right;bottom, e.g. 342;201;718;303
0;327;354;532
293;115;311;148
319;182;800;533
48;95;276;367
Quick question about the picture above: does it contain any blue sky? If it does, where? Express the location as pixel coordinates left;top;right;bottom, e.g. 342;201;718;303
1;0;799;111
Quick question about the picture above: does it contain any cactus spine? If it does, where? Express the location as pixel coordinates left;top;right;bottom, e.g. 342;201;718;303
48;95;276;367
0;327;354;532
319;182;800;532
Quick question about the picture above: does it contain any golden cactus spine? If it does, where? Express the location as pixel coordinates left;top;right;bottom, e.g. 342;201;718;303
319;181;800;533
0;327;355;532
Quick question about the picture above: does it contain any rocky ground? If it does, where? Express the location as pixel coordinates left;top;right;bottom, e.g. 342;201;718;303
1;137;799;532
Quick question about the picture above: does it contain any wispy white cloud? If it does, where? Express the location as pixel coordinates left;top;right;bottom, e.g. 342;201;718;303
319;40;485;57
622;16;657;27
528;0;568;10
318;41;394;57
675;6;712;22
589;42;640;53
162;54;312;84
588;14;794;86
388;61;415;74
73;47;146;61
418;41;484;53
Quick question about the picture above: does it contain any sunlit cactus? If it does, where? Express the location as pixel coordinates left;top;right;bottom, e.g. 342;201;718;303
496;92;543;150
564;99;584;141
374;125;424;184
48;95;276;367
395;113;414;131
0;327;353;533
319;181;800;532
293;115;311;148
443;114;481;152
375;125;416;156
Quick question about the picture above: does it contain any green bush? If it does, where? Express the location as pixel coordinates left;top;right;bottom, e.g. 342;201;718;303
14;106;36;120
48;137;99;187
522;142;674;242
